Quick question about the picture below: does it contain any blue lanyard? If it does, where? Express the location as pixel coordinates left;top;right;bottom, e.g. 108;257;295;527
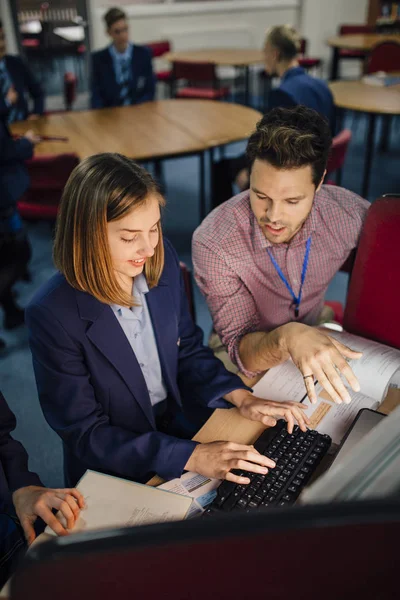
266;237;312;318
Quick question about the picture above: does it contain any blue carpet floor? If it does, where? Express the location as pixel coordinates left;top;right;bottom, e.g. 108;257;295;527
0;110;399;488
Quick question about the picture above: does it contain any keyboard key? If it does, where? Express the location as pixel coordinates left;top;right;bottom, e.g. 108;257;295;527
237;498;248;508
278;475;288;483
288;485;297;493
293;478;302;486
310;452;318;460
248;501;258;509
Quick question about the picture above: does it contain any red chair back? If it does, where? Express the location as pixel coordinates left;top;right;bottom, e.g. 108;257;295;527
173;60;217;83
366;41;400;74
146;40;171;58
18;154;79;220
299;38;307;56
179;262;196;322
343;196;400;349
326;129;352;176
339;24;374;35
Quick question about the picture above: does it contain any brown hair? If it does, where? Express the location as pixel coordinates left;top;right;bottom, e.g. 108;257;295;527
264;25;301;62
104;7;126;30
246;106;332;186
53;153;165;307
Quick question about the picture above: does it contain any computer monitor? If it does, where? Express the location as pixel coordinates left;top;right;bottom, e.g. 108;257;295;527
301;404;400;504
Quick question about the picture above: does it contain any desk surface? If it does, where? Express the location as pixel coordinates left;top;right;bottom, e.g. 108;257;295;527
329;80;400;114
165;48;264;66
327;33;400;50
11;100;261;160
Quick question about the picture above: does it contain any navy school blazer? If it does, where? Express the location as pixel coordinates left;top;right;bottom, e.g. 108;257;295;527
0;391;42;514
90;44;155;109
26;239;248;486
0;55;44;121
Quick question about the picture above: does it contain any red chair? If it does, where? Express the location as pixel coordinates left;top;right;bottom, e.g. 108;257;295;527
146;40;173;94
172;61;230;100
17;153;80;220
365;41;400;74
298;38;322;75
326;129;352;187
343;195;400;349
339;24;374;60
179;262;196;322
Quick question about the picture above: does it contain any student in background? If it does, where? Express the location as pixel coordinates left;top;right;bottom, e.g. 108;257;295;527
27;153;307;489
193;106;369;406
0;20;44;123
0;117;40;347
90;7;155;109
213;25;335;205
0;390;84;588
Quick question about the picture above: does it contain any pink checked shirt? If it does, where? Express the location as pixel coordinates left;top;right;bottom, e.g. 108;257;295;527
192;185;370;377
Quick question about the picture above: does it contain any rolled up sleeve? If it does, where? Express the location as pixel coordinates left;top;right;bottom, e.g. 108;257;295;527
192;238;261;378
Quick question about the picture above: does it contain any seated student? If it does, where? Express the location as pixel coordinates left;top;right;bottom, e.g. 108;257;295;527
90;7;155;109
193;106;370;406
0;20;44;123
26;153;307;489
0;117;40;347
213;25;335;205
0;390;84;588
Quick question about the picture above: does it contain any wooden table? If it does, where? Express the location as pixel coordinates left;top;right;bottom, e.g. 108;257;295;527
329;80;400;197
165;49;264;106
11;100;261;220
327;34;400;80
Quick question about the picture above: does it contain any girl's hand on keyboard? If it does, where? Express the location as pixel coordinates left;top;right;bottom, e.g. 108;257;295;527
226;389;309;433
184;441;276;485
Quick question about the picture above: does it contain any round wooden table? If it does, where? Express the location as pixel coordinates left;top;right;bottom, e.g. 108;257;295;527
12;100;261;220
165;48;264;105
329;80;400;197
327;34;400;80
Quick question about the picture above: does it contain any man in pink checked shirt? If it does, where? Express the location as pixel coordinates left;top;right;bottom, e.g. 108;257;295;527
192;106;370;407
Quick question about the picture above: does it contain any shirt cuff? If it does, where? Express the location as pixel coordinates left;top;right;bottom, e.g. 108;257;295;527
228;336;265;380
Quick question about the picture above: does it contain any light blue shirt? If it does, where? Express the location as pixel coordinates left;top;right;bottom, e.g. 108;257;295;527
110;274;167;407
109;43;133;85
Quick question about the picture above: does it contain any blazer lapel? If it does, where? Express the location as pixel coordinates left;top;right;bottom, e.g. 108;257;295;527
146;277;180;402
76;290;156;429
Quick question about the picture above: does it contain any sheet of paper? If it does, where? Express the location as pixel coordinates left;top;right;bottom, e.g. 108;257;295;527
159;472;220;516
303;385;379;446
327;330;400;402
252;359;306;403
45;470;193;535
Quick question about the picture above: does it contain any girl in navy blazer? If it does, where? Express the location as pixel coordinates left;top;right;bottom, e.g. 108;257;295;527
27;154;307;487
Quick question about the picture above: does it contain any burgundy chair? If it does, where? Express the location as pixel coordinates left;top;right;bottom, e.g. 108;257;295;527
343;195;400;349
172;61;230;100
298;38;322;75
179;262;196;322
365;41;400;74
17;153;80;220
339;24;374;60
326;129;352;187
146;40;173;95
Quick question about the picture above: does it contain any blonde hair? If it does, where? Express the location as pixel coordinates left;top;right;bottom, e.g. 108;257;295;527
265;25;301;61
53;153;165;307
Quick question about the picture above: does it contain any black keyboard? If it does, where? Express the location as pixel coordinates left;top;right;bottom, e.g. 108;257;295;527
204;420;331;515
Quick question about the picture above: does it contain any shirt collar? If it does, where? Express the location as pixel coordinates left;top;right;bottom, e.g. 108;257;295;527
109;43;133;62
110;273;148;320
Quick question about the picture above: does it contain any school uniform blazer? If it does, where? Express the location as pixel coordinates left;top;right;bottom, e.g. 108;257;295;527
0;118;33;211
0;391;42;514
90;44;155;109
26;239;248;486
0;55;44;120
